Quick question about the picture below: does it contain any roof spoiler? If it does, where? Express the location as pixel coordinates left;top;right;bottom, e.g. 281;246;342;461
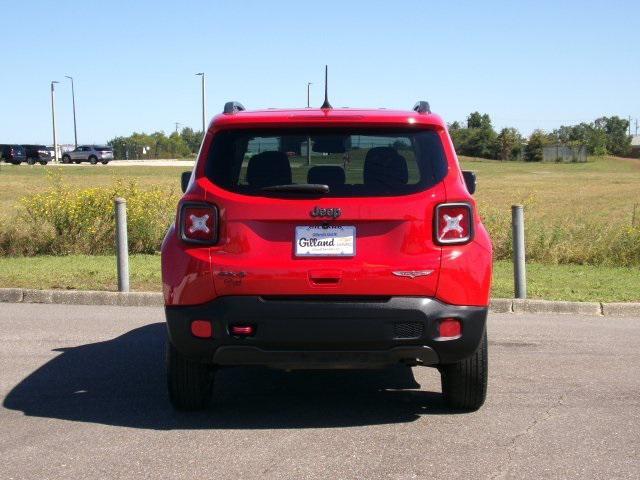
413;101;431;114
223;101;246;114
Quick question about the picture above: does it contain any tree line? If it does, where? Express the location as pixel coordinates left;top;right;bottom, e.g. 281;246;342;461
449;113;632;161
106;114;633;161
108;128;203;159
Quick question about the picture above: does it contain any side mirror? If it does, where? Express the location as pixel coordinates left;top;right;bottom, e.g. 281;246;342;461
181;171;191;193
462;170;476;194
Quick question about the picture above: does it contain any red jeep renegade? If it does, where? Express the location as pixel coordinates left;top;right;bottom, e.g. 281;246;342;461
161;100;492;411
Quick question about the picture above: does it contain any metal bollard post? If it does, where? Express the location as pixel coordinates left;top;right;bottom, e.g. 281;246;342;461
511;205;526;299
115;197;130;292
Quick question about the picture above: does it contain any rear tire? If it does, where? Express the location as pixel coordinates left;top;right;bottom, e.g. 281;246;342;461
39;161;47;165
101;159;109;165
61;155;71;164
166;341;215;411
74;159;81;164
89;156;98;165
27;158;36;165
439;331;488;411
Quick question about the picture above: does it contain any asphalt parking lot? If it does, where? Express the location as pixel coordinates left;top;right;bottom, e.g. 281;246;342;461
1;303;638;479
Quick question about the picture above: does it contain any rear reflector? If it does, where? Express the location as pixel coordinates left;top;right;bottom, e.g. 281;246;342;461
434;203;473;245
439;318;462;338
230;325;255;336
191;320;213;338
180;202;219;245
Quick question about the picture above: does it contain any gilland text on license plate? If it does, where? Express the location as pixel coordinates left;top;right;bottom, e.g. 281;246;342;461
295;225;355;257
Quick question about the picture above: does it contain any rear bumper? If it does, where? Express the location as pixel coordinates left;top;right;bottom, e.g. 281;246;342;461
165;296;487;369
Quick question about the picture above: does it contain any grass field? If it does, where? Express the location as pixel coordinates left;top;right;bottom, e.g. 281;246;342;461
0;163;186;218
461;155;640;227
0;255;637;302
2;155;638;224
1;156;639;301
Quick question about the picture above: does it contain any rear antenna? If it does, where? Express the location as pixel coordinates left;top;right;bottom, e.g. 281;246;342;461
320;65;332;109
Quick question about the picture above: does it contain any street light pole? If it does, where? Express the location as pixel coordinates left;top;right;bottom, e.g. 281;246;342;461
196;73;206;133
65;75;78;149
50;81;60;163
306;82;312;166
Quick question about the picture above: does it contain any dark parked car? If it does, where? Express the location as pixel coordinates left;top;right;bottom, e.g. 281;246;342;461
0;145;27;164
23;145;52;165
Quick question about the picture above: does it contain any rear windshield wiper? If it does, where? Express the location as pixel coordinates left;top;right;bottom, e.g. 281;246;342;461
260;184;330;194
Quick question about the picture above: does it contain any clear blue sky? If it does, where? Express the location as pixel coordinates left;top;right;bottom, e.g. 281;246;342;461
1;0;638;145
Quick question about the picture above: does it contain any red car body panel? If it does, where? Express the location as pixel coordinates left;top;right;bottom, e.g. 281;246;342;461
161;108;492;307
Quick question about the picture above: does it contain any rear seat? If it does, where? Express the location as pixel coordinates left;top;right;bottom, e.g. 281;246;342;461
307;166;346;187
245;151;292;188
363;147;408;188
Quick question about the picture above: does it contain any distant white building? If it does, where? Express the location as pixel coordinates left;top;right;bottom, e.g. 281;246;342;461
631;135;640;158
542;144;587;163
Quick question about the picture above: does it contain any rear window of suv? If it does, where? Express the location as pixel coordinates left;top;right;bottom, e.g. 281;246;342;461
205;128;447;197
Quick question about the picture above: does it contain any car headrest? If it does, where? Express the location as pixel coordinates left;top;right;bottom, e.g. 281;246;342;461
307;166;346;186
363;147;408;187
246;151;292;188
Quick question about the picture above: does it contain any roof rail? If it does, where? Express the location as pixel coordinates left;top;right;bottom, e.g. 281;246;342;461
413;101;431;114
223;101;246;114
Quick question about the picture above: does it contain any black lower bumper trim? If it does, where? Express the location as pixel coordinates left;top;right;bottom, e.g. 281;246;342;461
213;345;439;369
165;296;487;368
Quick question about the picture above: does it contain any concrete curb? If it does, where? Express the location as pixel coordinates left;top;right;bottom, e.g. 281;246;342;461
0;288;23;303
489;298;513;313
0;288;638;316
601;302;640;317
0;288;163;308
512;298;602;316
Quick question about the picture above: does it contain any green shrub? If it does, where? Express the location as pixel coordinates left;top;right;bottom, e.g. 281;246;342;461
1;178;638;268
482;207;640;267
0;178;178;256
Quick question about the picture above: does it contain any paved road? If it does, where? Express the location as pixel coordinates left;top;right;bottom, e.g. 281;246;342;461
1;304;638;479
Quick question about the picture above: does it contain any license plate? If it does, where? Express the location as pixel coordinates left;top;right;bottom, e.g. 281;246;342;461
295;225;355;257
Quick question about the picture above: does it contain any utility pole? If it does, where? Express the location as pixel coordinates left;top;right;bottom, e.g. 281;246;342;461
50;81;60;162
65;75;78;148
174;122;181;133
196;73;206;133
307;82;312;108
629;116;632;136
635;119;638;136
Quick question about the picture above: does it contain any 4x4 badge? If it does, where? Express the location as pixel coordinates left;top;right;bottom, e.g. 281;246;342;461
392;270;434;279
310;206;341;218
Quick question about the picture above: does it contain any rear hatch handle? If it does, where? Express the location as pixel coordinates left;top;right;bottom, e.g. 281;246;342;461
308;269;343;286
